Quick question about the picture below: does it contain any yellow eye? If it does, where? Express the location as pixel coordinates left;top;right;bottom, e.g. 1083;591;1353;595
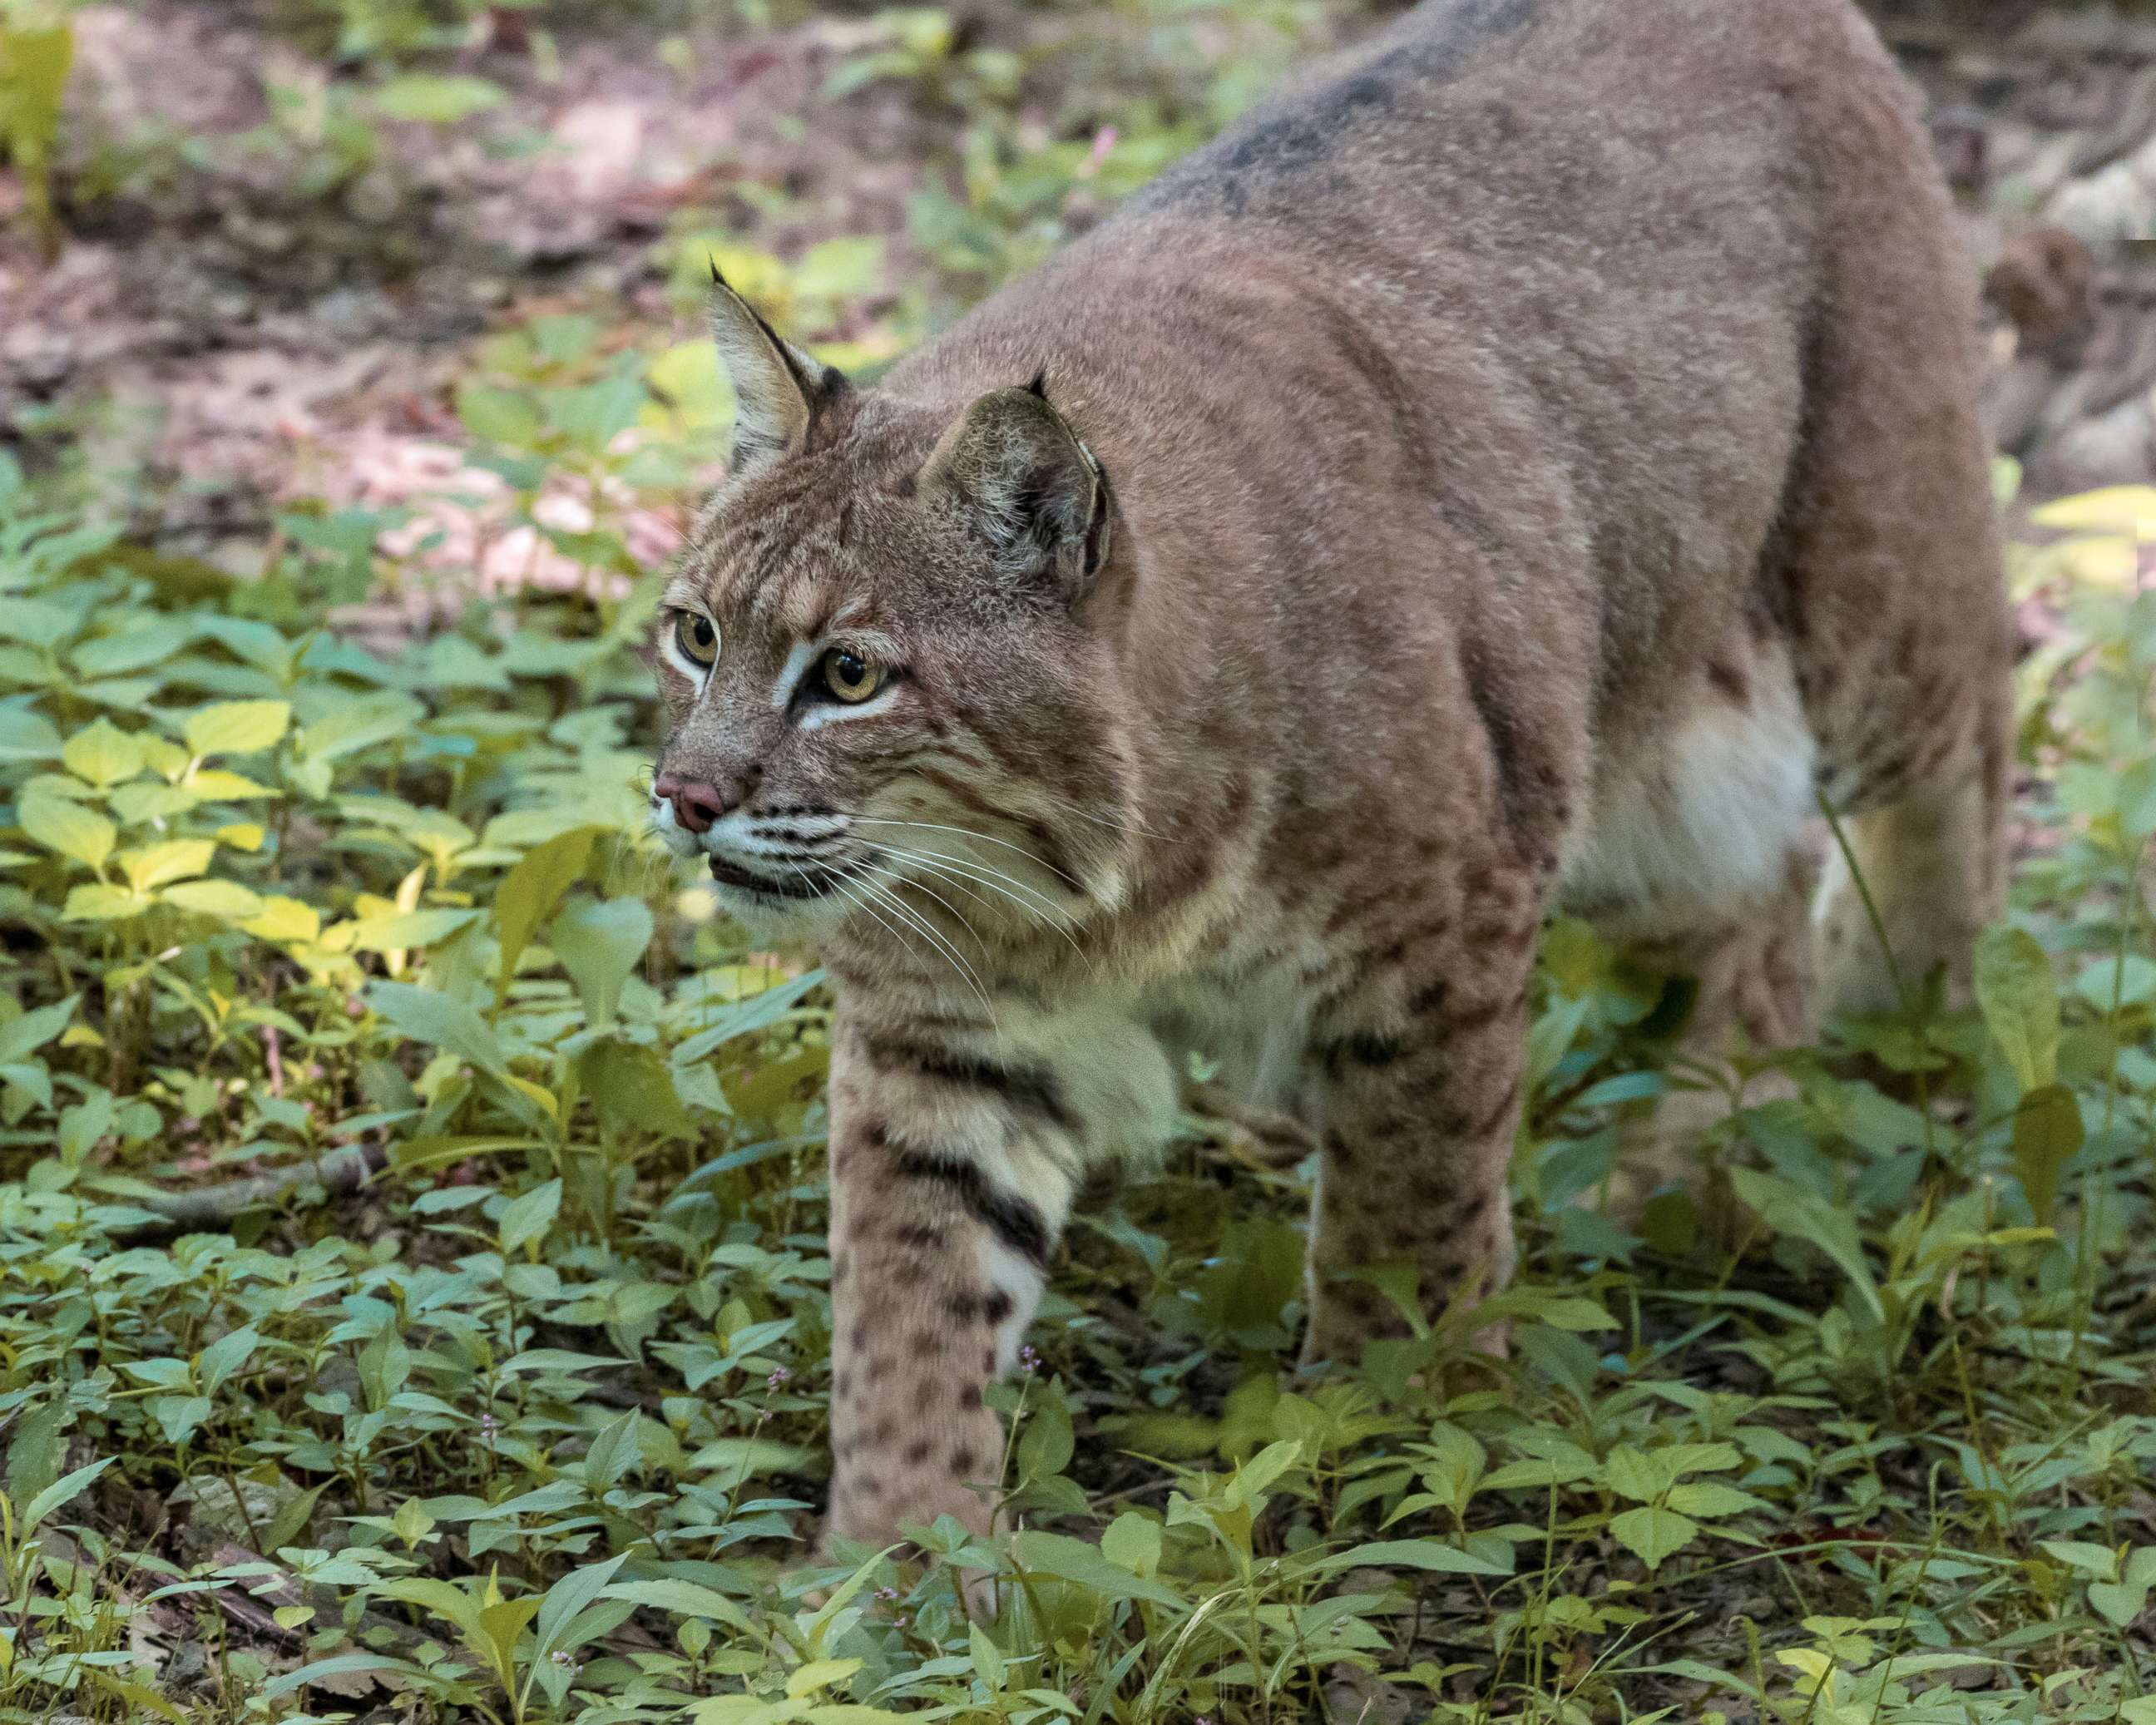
675;611;719;668
821;648;882;703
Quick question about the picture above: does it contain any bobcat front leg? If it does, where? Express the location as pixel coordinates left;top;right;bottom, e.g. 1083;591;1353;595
1303;867;1539;1364
820;1008;1081;1562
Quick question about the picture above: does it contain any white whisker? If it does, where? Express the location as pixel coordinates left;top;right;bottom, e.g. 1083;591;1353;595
867;840;1089;959
844;867;1001;1029
801;864;933;994
849;816;1076;886
856;859;990;951
1041;796;1178;844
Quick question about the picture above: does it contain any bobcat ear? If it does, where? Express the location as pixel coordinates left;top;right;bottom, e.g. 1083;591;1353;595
918;375;1111;596
708;262;845;477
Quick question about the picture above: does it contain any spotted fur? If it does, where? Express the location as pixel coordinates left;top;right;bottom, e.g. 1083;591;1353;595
648;0;2011;1564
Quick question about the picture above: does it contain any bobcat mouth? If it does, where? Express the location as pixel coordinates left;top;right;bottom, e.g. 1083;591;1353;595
705;853;839;899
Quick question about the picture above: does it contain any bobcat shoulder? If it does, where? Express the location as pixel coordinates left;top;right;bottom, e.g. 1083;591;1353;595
649;0;2010;1564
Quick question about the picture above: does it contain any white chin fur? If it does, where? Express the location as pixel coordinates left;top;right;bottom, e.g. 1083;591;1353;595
649;799;705;859
650;797;844;936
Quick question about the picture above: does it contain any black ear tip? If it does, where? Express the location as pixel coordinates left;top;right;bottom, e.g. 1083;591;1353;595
1024;368;1049;401
708;254;726;288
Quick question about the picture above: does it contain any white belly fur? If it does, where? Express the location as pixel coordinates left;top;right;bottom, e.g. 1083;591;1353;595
1560;647;1818;937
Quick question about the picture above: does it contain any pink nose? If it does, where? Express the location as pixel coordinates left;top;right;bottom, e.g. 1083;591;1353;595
654;774;729;835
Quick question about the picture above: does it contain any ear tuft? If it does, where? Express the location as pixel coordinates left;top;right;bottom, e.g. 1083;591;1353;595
708;274;845;478
918;384;1111;597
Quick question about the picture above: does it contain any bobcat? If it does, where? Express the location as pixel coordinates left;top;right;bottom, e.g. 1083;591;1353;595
649;0;2011;1564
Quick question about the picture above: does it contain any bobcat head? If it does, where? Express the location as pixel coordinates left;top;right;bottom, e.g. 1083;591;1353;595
646;271;1125;942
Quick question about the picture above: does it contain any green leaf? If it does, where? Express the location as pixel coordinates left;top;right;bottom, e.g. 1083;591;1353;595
582;1411;642;1491
1610;1505;1699;1572
367;980;510;1080
673;967;825;1062
152;1396;213;1446
1316;1537;1514;1578
20;791;115;869
523;1551;626;1708
795;234;884;298
1664;1480;1766;1520
551;896;653;1028
5;1402;67;1509
377;1576;487;1639
499;1179;561;1256
62;718;143;788
1974;925;2059;1091
1482;1446;1598;1492
968;1623;1005;1692
260;1652;437;1704
358;1327;412;1411
62;883;146;921
185;699;291;758
196;1324;260;1396
161;879;265;921
457;382;542;447
576;1035;695;1139
119;1357;193;1390
1007;1530;1186;1608
349;907;482;951
1100;1511;1163;1580
0;24;71;235
1017;1390;1074;1480
294;691;426;766
2041;1540;2122;1579
547;368;647;455
262;1480;329;1554
0;993;77;1064
1727;1167;1884;1323
375;72;505;123
789;1656;865;1701
2089;1546;2156;1628
23;1456;114;1535
118;838;213;893
646;339;728;428
1525;1295;1619;1332
496;826;596;994
1601;1445;1674;1504
602;1579;758;1634
0;704;62;762
2010;1083;2082;1228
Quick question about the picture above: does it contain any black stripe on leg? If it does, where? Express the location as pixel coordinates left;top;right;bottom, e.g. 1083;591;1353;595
863;1035;1076;1132
1314;1032;1407;1078
892;1150;1051;1268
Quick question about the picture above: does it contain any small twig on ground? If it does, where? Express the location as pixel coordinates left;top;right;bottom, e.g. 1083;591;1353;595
116;1144;386;1236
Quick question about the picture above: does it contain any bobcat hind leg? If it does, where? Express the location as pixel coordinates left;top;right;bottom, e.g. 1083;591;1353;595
1608;848;1817;1223
1816;734;2008;1019
1567;641;1821;1215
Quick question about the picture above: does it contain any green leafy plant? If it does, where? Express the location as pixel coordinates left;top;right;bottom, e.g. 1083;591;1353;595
0;0;73;255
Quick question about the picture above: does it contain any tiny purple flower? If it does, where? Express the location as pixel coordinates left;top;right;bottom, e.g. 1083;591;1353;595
874;1585;900;1602
1018;1344;1041;1374
893;1612;909;1629
767;1366;789;1391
